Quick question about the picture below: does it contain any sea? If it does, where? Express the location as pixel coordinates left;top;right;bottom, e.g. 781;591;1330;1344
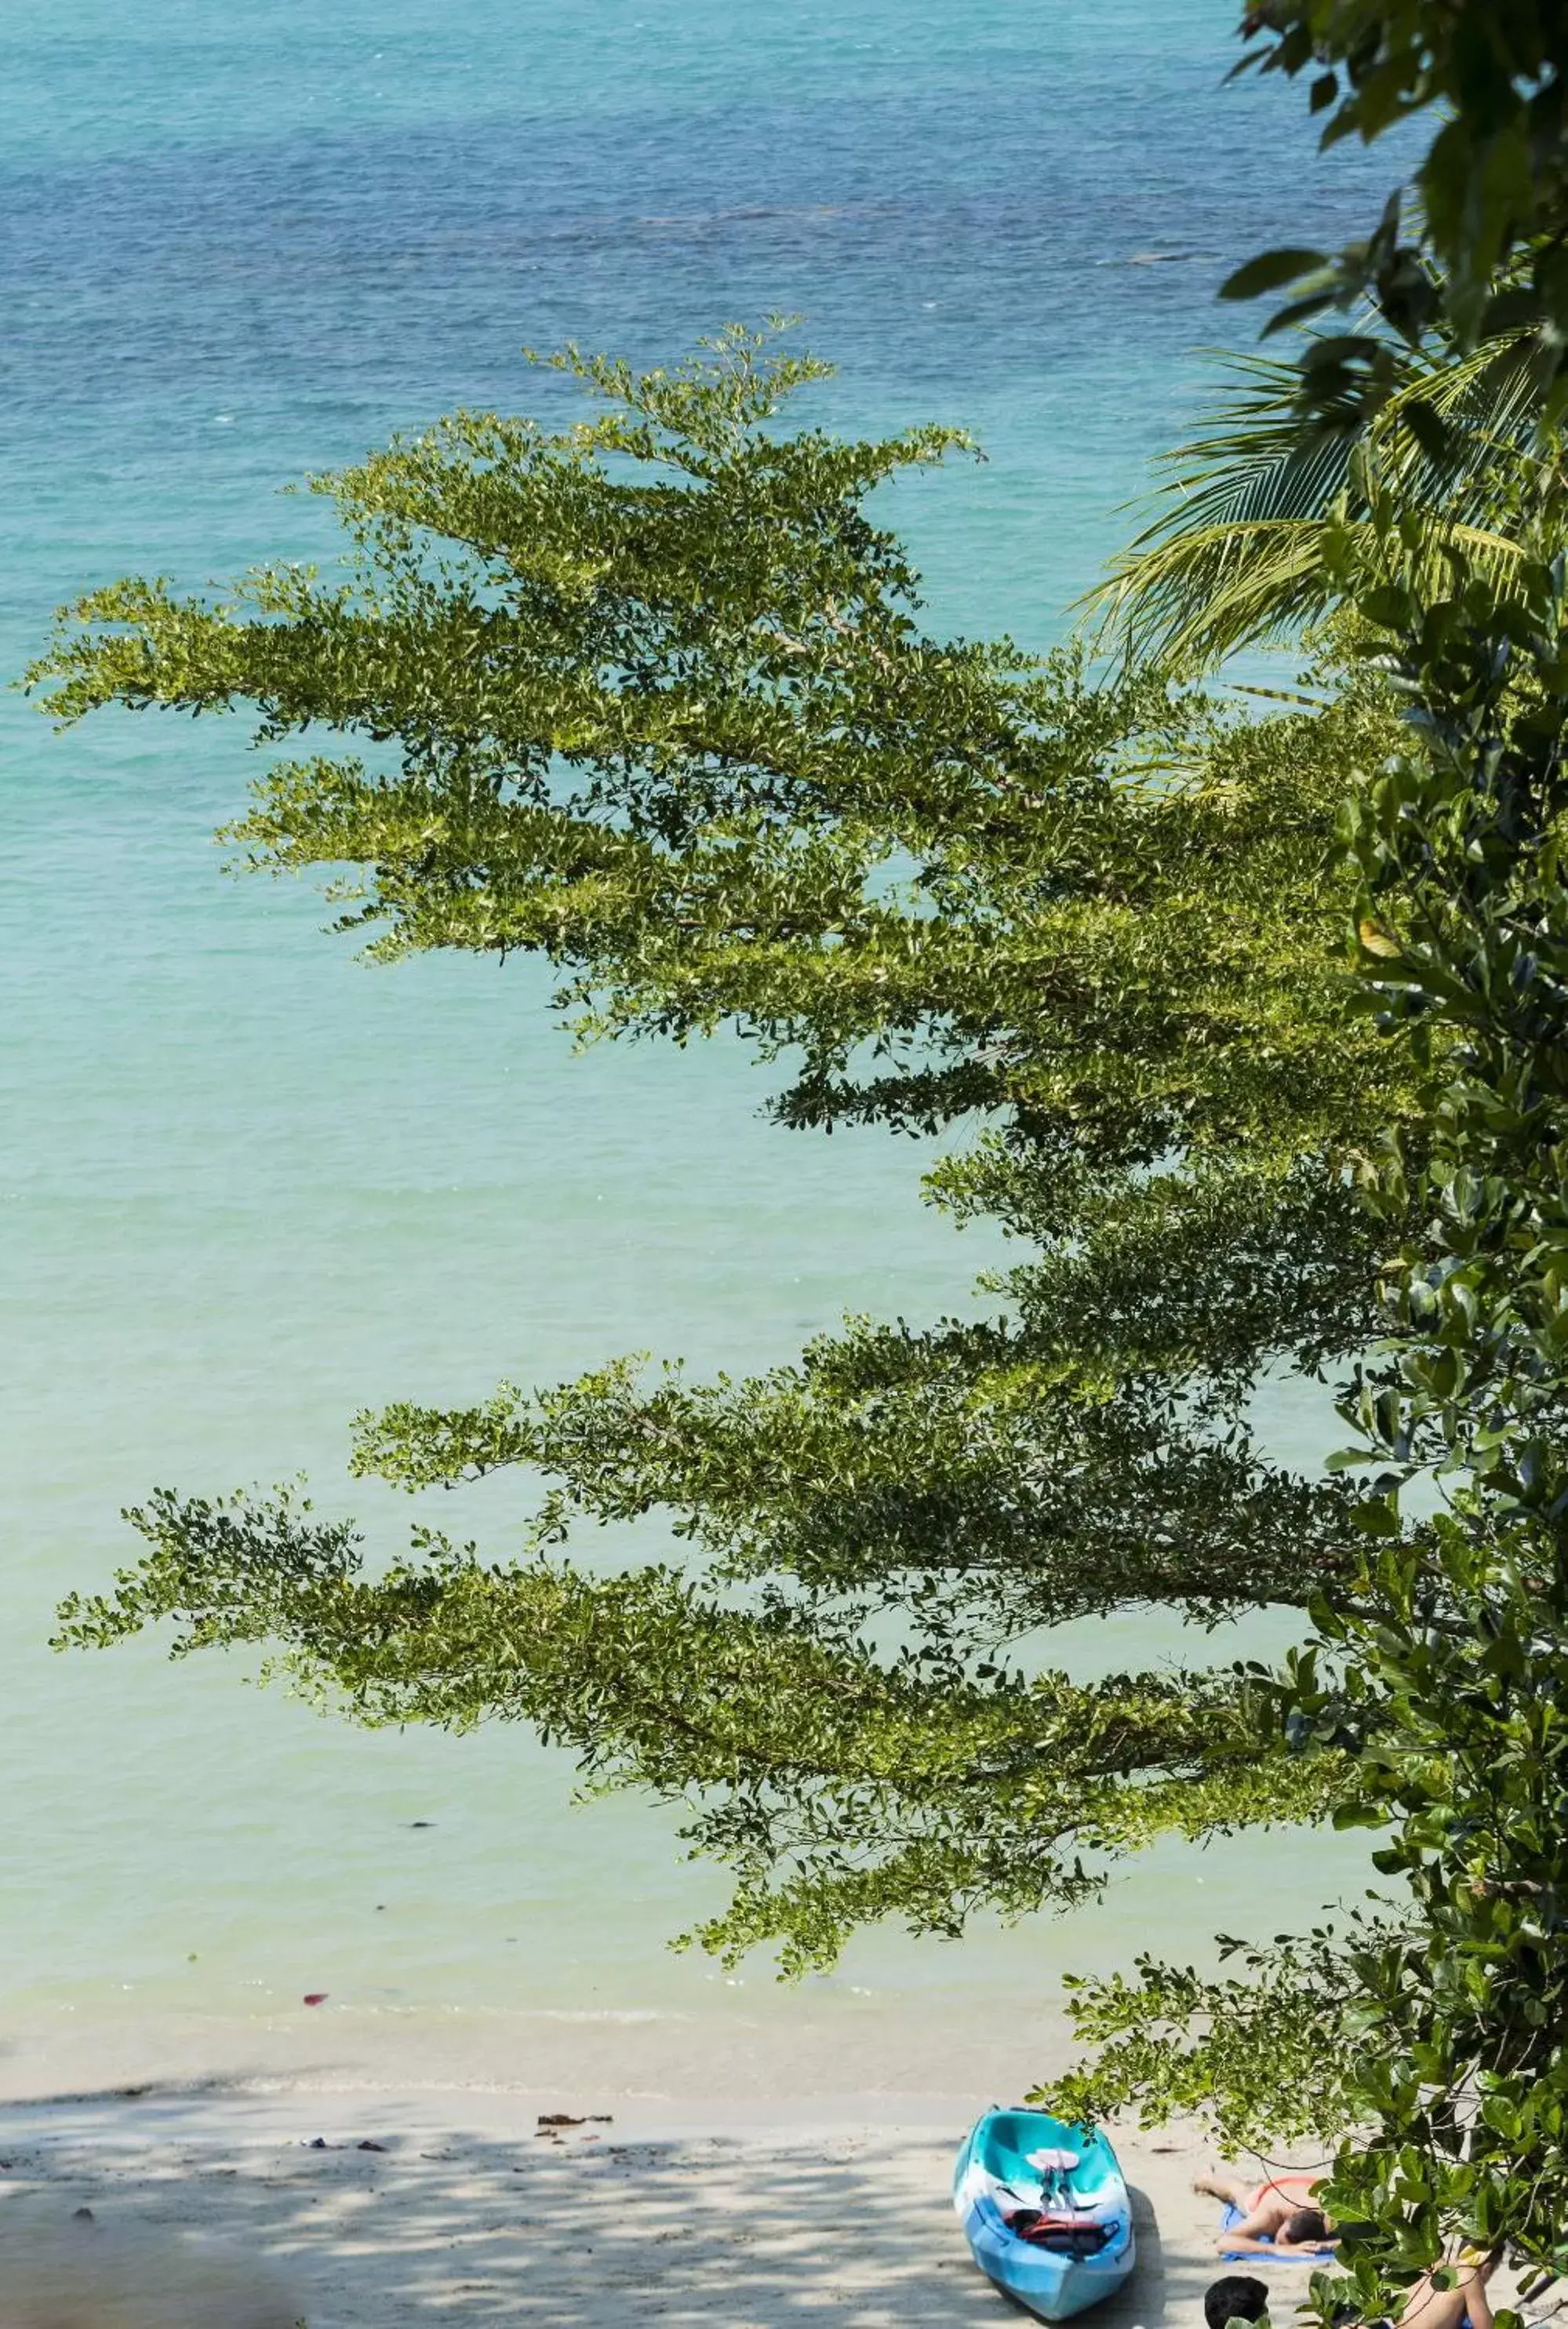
0;0;1393;2098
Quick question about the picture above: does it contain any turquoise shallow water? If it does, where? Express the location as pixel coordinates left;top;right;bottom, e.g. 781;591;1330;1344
1;0;1384;2069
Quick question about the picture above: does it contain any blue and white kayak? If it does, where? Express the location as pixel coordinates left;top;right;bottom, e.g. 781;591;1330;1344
953;2107;1137;2321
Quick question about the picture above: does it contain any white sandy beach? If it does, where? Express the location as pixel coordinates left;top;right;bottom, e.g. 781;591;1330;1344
0;1858;1389;2328
10;1985;1551;2328
0;2078;1250;2329
0;1978;1375;2329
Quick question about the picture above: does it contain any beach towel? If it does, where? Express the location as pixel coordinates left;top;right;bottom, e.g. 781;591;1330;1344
1219;2203;1337;2263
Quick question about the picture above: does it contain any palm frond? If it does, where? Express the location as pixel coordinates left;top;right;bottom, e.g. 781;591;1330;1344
1093;330;1541;671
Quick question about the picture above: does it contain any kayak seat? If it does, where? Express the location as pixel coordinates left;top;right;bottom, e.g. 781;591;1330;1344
1006;2211;1118;2256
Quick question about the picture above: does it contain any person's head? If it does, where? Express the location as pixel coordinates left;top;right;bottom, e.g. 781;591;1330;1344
1205;2275;1270;2329
1284;2207;1330;2247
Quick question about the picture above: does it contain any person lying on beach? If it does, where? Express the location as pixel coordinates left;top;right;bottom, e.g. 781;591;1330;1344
1395;2247;1499;2329
1194;2167;1338;2256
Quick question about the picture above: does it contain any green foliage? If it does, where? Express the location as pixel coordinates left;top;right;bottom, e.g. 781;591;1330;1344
60;1478;1360;1978
1048;493;1568;2294
1085;42;1568;2273
1074;29;1568;2263
31;329;1392;1155
1228;4;1568;409
1096;326;1541;671
1042;5;1568;2285
1322;514;1568;2284
1042;1923;1375;2149
36;330;1417;1974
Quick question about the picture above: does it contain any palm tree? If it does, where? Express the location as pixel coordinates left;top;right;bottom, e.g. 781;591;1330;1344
1093;329;1543;674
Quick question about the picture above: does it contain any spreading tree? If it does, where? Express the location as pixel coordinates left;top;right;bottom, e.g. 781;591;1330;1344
30;332;1413;1974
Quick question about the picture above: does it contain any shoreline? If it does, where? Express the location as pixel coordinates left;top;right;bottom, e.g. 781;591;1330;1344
0;1990;1082;2113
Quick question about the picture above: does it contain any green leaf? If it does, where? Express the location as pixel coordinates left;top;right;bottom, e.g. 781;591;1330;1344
1219;248;1330;301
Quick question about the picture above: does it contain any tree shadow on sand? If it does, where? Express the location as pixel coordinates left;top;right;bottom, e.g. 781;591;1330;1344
0;2090;1206;2328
